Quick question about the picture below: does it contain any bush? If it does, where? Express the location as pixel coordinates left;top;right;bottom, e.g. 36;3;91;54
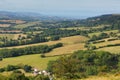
34;75;49;80
8;70;29;80
5;65;20;71
50;36;60;41
0;68;5;72
23;65;32;72
41;54;46;58
107;38;118;41
0;57;2;61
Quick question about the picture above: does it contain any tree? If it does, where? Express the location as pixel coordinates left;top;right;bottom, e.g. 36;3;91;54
0;57;2;61
34;75;49;80
23;65;32;72
50;36;60;41
8;70;29;80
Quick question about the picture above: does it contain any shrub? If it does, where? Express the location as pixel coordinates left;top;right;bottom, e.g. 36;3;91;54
23;65;32;72
41;54;46;58
8;70;29;80
5;65;20;71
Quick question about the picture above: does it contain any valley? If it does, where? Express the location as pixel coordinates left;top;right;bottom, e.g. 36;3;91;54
0;12;120;80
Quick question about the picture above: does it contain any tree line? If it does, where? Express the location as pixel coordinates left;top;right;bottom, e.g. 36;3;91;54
0;43;63;58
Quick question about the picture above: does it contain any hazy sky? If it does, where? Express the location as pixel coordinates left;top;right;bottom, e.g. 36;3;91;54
0;0;120;18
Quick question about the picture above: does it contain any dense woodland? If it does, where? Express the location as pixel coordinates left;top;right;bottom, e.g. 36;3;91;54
47;50;120;79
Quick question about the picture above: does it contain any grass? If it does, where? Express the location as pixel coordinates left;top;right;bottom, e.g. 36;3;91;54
0;34;26;40
0;35;88;49
0;35;88;70
92;39;120;48
97;46;120;54
60;25;107;31
46;43;86;56
80;73;120;80
14;21;41;29
0;34;14;39
0;54;59;70
89;30;118;37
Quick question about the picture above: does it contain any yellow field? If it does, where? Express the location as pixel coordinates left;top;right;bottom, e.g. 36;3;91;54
89;30;118;37
80;73;120;80
0;35;88;70
97;46;120;54
92;39;120;48
0;54;59;70
60;25;107;30
46;43;85;56
0;35;88;49
14;21;41;29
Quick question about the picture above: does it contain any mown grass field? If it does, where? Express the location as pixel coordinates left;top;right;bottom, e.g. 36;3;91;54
0;35;88;70
0;34;26;40
80;73;120;80
92;39;120;48
60;25;107;30
13;21;41;29
0;54;59;70
89;30;118;37
0;35;88;49
97;46;120;54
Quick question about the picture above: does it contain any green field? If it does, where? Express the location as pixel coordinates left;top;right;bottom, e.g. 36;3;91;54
0;54;59;70
13;21;41;29
96;46;120;54
89;30;118;37
60;25;107;30
0;35;88;69
0;35;88;49
80;74;120;80
0;34;26;40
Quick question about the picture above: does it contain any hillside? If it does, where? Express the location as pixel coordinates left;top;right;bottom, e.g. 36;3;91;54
0;11;66;21
0;12;120;80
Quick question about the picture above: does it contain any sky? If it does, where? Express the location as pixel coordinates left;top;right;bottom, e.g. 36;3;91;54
0;0;120;18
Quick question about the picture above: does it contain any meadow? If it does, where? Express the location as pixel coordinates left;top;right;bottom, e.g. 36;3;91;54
0;35;88;71
0;33;26;40
88;30;118;37
0;35;88;49
97;46;120;54
80;74;120;80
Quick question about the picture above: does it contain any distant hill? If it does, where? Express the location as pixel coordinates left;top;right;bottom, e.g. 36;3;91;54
0;11;67;21
80;14;120;26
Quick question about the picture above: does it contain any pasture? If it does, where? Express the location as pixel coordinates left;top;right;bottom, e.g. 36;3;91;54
89;30;118;37
0;34;26;40
0;35;88;49
0;35;88;71
0;54;59;70
80;73;120;80
97;46;120;54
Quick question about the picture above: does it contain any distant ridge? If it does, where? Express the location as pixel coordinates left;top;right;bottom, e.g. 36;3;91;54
0;11;68;21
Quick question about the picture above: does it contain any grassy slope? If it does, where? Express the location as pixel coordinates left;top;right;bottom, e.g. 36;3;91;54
80;74;120;80
89;30;118;37
0;35;88;49
0;54;59;70
60;25;106;30
92;40;120;48
0;36;88;69
13;21;41;29
97;46;120;54
0;34;26;40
